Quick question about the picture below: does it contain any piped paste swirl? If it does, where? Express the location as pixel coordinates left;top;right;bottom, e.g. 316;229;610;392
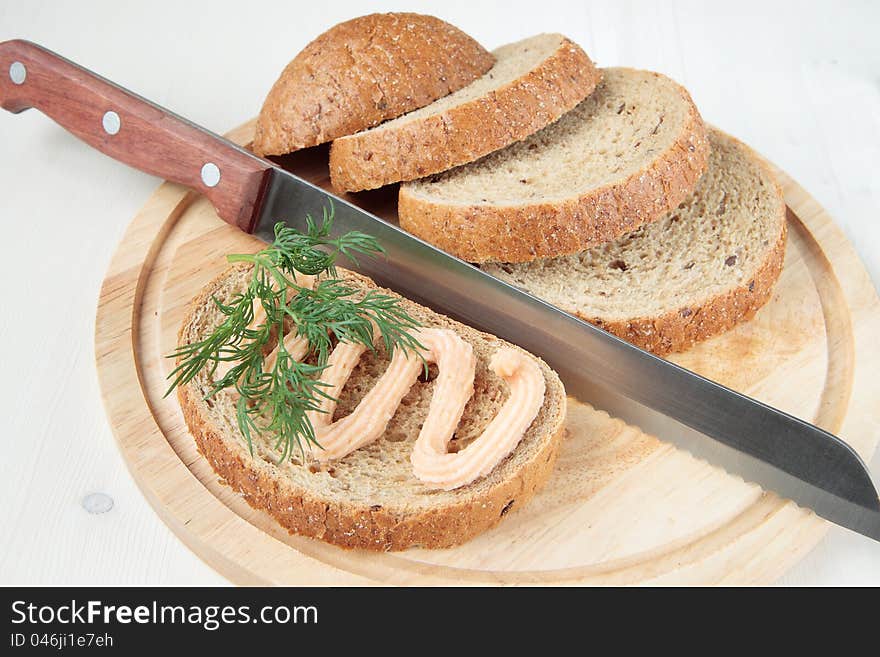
301;328;546;490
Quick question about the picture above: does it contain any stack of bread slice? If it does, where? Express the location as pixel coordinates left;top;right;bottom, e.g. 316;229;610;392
256;14;787;357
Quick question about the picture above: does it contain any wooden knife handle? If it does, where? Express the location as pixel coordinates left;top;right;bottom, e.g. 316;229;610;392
0;39;271;232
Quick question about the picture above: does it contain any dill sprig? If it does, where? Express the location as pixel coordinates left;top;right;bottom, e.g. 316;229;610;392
165;205;423;462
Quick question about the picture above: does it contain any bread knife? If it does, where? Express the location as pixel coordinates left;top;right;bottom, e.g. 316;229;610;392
2;39;878;542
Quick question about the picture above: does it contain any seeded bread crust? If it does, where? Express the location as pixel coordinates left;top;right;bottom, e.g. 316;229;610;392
483;130;787;355
177;266;567;551
328;35;601;192
398;68;711;263
252;13;494;156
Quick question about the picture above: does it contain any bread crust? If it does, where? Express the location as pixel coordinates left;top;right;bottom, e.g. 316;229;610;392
328;37;601;192
397;70;711;263
253;13;494;156
177;266;567;551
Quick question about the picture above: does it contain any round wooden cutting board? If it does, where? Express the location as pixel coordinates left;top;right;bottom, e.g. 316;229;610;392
95;121;880;585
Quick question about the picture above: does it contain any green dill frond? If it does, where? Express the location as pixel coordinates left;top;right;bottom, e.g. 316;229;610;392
165;203;422;462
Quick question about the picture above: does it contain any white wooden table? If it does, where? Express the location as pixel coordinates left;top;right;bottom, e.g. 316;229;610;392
1;0;878;585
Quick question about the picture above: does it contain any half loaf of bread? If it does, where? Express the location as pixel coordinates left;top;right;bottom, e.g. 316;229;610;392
329;33;601;192
482;129;787;355
178;266;567;551
252;13;494;156
399;67;711;263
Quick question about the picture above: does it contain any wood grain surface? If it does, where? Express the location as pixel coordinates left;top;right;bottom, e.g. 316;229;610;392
3;0;879;585
92;119;880;585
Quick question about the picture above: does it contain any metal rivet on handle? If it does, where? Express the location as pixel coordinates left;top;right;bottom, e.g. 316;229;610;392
9;61;26;85
82;492;114;514
201;162;221;188
102;110;121;135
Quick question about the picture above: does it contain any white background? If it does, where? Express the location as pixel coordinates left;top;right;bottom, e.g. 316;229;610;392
1;0;878;585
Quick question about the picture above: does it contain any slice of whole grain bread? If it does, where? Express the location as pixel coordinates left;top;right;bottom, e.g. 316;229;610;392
398;67;711;263
177;266;567;551
252;13;494;156
328;34;600;192
482;129;787;355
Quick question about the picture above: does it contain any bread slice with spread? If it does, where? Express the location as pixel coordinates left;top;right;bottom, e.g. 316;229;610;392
398;67;710;263
329;33;601;192
252;13;494;156
482;129;787;355
177;266;567;551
